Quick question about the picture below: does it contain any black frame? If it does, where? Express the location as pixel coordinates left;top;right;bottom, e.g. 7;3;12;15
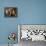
4;7;17;17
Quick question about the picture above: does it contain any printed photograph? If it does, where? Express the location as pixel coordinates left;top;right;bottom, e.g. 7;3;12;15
4;7;17;17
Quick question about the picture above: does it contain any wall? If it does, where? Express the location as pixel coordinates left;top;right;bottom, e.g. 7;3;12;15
0;0;46;44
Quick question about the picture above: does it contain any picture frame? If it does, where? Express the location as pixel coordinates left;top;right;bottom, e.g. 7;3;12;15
4;7;17;17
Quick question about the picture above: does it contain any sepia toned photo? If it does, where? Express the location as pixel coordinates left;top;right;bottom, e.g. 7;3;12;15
4;7;17;17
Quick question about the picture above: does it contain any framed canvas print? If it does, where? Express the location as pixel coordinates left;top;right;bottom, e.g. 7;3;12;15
4;7;17;17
